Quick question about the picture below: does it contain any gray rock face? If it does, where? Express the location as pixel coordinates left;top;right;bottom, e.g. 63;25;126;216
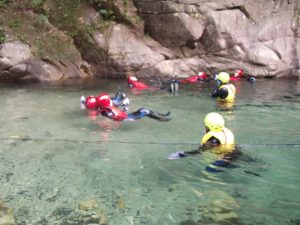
132;0;300;78
0;42;32;79
76;4;174;78
0;38;91;82
1;0;299;81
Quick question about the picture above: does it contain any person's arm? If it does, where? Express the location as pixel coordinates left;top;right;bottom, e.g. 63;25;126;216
211;86;228;99
168;146;203;160
100;109;114;119
128;108;171;121
168;136;220;160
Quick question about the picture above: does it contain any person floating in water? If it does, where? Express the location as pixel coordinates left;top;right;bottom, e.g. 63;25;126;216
229;69;256;84
212;72;236;104
83;93;171;122
81;91;130;112
127;75;150;90
230;69;243;81
179;71;209;83
111;91;130;111
168;112;238;171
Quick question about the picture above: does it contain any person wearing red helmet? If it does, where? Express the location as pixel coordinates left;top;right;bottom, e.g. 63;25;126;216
97;93;171;122
96;93;129;121
230;69;243;81
111;91;130;111
83;96;98;110
127;75;150;90
81;91;130;111
179;71;208;83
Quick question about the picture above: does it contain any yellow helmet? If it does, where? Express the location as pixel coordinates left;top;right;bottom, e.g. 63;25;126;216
204;112;224;132
218;72;230;84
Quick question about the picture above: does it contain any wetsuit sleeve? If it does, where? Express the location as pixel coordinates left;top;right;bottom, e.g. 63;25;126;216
211;87;228;99
202;136;221;150
127;108;171;121
100;109;114;118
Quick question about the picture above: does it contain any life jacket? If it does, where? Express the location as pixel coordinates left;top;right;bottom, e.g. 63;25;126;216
230;76;240;81
131;81;150;89
100;106;128;121
180;73;207;83
218;84;236;102
201;127;234;145
180;75;198;83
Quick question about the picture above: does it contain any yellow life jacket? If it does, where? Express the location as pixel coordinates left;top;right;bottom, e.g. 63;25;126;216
201;127;234;145
218;84;236;102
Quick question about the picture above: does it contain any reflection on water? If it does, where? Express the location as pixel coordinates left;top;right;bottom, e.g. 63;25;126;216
0;79;300;225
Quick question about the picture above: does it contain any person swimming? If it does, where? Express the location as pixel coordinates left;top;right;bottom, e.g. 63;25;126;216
230;69;243;81
127;75;151;90
168;112;238;171
179;71;209;83
212;72;236;103
98;93;171;122
81;91;130;112
83;93;171;122
111;91;130;111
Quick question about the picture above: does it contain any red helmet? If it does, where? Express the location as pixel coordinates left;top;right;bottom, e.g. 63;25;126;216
96;93;112;107
234;69;244;77
85;96;98;110
127;76;138;84
197;72;207;79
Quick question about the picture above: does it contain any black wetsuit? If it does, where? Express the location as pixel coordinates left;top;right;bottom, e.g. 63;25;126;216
211;85;229;99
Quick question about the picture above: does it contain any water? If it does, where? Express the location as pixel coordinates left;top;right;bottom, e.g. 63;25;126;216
0;79;300;225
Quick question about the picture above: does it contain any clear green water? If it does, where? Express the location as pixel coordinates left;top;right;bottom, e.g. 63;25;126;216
0;79;300;225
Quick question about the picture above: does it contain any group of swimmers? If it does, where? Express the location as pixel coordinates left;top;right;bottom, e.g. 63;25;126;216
81;69;251;171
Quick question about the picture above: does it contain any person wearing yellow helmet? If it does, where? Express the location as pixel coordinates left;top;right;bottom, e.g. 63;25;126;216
212;72;236;103
168;112;235;161
201;112;234;148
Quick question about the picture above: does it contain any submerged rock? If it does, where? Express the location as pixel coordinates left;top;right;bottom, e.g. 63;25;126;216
0;202;16;225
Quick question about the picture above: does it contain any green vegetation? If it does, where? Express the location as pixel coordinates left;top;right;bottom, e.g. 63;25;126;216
98;8;115;20
0;0;143;64
0;28;5;44
0;4;80;61
0;0;9;9
44;0;81;36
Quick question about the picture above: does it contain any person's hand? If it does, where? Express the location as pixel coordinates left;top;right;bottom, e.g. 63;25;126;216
122;98;130;105
168;151;187;160
80;96;86;109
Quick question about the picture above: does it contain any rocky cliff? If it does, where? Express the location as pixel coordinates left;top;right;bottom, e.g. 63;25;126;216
0;0;299;82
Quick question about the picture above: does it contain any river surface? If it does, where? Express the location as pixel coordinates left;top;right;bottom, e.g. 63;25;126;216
0;78;300;225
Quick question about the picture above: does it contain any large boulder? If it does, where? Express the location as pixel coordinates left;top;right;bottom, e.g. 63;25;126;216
0;8;92;82
76;4;173;78
132;0;300;78
0;41;32;79
0;38;91;82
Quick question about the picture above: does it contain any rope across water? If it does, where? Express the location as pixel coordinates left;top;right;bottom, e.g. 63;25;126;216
0;137;300;147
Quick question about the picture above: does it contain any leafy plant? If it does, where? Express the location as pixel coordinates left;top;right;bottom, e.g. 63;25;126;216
98;8;115;20
0;29;5;44
30;0;42;7
9;20;21;28
37;13;48;24
0;0;9;9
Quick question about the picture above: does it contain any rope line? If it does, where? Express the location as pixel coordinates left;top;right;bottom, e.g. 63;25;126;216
0;137;300;147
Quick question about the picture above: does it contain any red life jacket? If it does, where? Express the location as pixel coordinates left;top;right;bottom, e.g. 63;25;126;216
100;106;128;121
132;81;150;89
180;75;199;83
230;76;240;81
180;73;207;83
